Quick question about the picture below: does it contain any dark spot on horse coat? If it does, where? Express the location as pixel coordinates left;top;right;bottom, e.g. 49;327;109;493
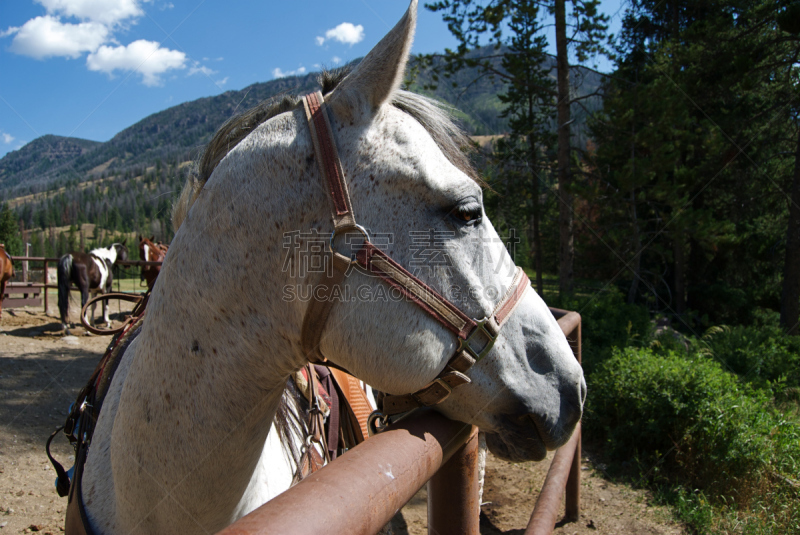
191;340;200;354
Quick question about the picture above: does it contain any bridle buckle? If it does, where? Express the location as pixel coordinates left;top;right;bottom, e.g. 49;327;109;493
458;318;497;363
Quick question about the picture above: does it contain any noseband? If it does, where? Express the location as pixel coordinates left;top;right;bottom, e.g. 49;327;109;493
300;91;530;418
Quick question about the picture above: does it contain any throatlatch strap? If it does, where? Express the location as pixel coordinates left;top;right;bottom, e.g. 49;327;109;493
301;253;350;363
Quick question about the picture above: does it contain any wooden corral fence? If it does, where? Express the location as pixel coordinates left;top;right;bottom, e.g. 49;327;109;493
2;256;162;311
219;308;583;535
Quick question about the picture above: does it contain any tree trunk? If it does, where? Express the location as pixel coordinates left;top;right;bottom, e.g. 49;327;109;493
555;0;574;296
627;188;642;304
627;80;641;305
780;126;800;335
528;134;544;296
673;228;686;315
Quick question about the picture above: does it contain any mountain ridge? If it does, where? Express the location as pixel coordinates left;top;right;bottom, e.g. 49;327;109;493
0;51;603;197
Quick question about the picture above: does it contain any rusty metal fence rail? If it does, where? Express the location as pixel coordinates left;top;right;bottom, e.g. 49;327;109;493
219;308;583;535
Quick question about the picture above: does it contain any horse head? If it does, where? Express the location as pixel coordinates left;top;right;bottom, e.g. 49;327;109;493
169;0;584;463
168;0;568;463
112;242;129;264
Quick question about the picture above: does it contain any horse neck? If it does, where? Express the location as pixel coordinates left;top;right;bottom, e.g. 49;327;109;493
104;121;322;529
91;246;117;265
107;254;296;530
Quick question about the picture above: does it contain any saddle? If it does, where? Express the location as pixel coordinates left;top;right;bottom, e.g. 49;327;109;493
46;292;373;535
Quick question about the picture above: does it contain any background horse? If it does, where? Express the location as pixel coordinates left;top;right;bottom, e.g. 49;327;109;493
78;3;584;533
138;236;169;290
0;244;14;318
57;242;128;334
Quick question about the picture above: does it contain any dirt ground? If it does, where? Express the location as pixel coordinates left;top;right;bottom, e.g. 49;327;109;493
0;305;685;534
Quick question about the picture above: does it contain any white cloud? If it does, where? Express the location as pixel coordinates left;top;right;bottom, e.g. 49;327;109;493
87;39;186;86
2;132;15;144
316;22;364;46
188;62;216;76
216;76;229;86
272;66;306;79
0;26;20;38
3;0;208;87
35;0;143;26
9;15;109;59
332;56;341;65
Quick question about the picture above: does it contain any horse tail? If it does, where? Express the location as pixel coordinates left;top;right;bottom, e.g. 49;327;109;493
57;255;73;326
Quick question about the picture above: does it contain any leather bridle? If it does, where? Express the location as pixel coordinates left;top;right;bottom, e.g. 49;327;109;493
299;91;531;421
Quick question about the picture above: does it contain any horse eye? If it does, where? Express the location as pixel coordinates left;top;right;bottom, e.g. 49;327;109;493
451;202;483;225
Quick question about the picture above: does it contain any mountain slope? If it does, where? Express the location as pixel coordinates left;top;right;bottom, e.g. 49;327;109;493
0;52;603;196
0;135;102;191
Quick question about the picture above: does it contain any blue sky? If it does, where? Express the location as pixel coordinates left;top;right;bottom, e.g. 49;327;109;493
0;0;624;160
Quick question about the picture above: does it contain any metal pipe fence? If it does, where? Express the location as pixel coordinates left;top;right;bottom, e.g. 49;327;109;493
220;308;583;535
2;258;583;533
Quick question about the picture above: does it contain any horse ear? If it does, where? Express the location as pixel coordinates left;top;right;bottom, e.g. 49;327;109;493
138;235;143;241
121;238;127;246
150;235;154;241
327;0;416;122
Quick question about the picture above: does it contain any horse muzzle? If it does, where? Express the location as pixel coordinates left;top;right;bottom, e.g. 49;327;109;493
486;376;585;462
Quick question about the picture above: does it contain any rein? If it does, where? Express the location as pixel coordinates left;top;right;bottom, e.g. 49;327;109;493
80;293;147;335
300;91;531;424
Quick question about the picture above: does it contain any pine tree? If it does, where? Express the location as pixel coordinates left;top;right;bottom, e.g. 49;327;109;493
423;0;609;296
0;203;23;256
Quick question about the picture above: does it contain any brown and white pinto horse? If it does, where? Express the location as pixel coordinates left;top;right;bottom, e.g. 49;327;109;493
57;242;128;334
137;236;168;289
0;244;14;318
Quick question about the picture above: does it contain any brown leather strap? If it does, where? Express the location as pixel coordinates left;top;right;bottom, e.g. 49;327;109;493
356;242;477;339
80;292;146;336
314;365;340;459
493;267;528;327
380;269;530;415
303;91;356;227
300;253;350;363
329;368;372;443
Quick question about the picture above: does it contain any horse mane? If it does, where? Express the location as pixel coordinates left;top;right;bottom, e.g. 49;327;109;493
171;68;478;231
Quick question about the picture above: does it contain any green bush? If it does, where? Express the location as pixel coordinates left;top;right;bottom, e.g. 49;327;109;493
586;347;800;533
701;325;800;398
554;286;652;372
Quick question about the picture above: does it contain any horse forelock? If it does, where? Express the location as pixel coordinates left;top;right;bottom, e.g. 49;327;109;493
171;67;479;231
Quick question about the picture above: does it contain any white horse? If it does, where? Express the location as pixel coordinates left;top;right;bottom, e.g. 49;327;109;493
79;2;585;533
